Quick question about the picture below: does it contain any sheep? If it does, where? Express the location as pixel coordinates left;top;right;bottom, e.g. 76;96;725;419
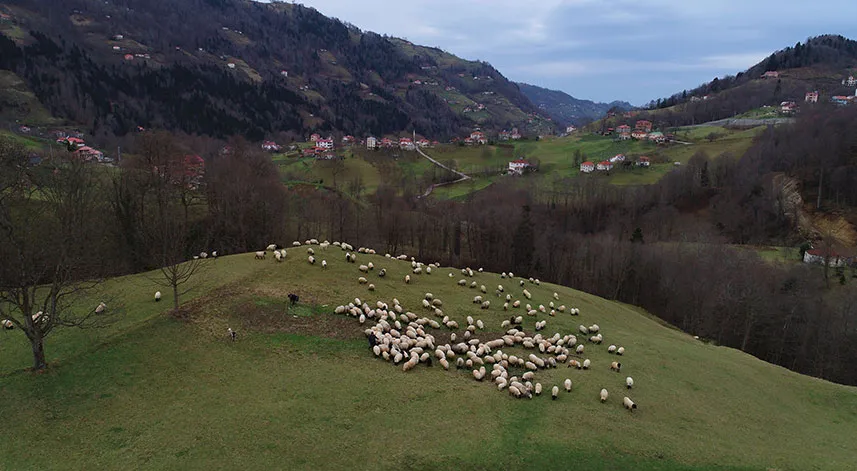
473;366;486;381
576;344;585;354
567;359;581;369
292;241;301;247
368;262;374;271
553;292;559;300
534;382;542;396
255;251;266;260
212;251;218;258
199;252;208;259
426;266;432;274
564;378;572;392
523;289;531;299
458;279;467;286
579;325;589;335
610;361;621;372
307;248;315;256
481;301;490;310
413;267;423;275
608;345;617;354
589;324;600;333
308;256;316;265
154;291;162;302
551;386;559;400
623;397;637;411
321;260;327;269
600;388;609;403
626;377;634;389
582;359;591;369
227;327;237;341
368;284;376;291
512;300;521;308
95;302;107;314
480;285;487;294
267;244;277;251
274;250;283;262
2;319;14;330
404;275;411;284
473;295;483;304
358;277;368;284
358;264;369;273
616;347;625;356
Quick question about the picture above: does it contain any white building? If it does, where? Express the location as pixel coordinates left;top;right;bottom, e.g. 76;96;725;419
366;136;376;150
580;161;595;173
316;138;334;149
803;249;850;267
508;159;530;175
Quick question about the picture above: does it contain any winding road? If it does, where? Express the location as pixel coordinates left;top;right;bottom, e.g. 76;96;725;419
415;147;471;198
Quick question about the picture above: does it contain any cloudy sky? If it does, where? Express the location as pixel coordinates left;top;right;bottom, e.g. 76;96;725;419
287;0;857;105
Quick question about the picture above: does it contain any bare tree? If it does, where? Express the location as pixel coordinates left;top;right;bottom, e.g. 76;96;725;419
0;137;116;370
151;214;210;311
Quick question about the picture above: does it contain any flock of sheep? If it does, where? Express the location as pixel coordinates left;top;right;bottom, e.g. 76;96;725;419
253;239;641;411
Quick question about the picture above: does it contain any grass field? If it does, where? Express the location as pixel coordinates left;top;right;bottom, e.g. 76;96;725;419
1;248;856;470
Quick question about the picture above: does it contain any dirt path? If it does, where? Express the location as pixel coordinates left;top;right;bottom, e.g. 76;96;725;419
415;147;471;198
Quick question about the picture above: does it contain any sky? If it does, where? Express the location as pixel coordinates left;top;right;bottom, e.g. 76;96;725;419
276;0;857;106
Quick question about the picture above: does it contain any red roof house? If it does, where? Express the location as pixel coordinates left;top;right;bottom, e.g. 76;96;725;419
580;161;595;173
596;160;613;171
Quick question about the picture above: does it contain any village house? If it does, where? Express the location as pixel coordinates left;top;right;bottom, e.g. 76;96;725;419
617;124;631;134
510;128;522;140
499;130;511;141
832;95;853;106
310;133;321;143
342;135;355;145
647;131;665;143
261;141;280;152
631;130;648;140
74;146;104;162
618;132;631;141
508;159;530;175
596;160;613;171
805;91;819;103
417;138;431;148
380;138;394;148
399;137;415;150
470;131;487;145
610;154;626;164
843;76;857;87
579;161;595;173
761;71;779;79
566;125;576;133
638;156;651;167
57;136;85;148
463;137;475;145
366;136;377;150
635;120;653;133
803;248;851;267
316;137;334;149
780;101;798;114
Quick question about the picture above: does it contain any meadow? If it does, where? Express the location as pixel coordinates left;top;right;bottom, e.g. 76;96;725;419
1;248;855;470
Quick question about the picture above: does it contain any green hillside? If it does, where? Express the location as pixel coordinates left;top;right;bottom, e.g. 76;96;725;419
1;247;855;470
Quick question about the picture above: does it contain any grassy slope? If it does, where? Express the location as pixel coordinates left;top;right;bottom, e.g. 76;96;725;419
0;70;61;126
1;250;856;470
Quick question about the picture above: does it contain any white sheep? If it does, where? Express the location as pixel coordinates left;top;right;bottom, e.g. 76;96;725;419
95;302;107;314
267;244;277;251
553;292;559;300
582;359;590;369
368;262;374;271
616;347;625;356
473;295;483;304
358;277;368;284
255;251;266;260
154;291;162;302
404;275;411;284
368;284;375;291
292;241;301;247
623;397;637;410
307;248;315;255
321;260;327;269
564;378;572;392
523;289;531;299
480;301;490;310
551;386;559;400
610;361;621;372
607;345;617;354
2;319;14;330
626;377;634;389
308;256;316;265
600;388;609;403
535;383;542;396
379;268;386;277
576;344;585;354
359;264;369;273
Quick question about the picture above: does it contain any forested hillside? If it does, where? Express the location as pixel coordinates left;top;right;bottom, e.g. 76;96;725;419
518;83;633;126
637;35;857;126
0;0;553;140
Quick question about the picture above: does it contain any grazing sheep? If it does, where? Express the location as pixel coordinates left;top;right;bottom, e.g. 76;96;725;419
523;289;531;299
292;241;301;247
589;324;600;333
368;262;374;271
553;292;559;300
626;377;634;389
623;397;637;410
551;386;559;400
255;251;266;260
267;244;277;251
473;295;483;304
359;264;369;273
2;319;13;330
368;284;375;291
378;268;387;277
404;275;411;284
608;345;617;354
600;388;609;403
95;302;107;314
307;248;315;256
357;277;368;284
480;285;487;294
564;378;572;392
154;291;162;302
480;301;490;310
321;260;327;269
610;361;621;372
576;344;585;354
227;327;237;341
308;256;316;265
582;359;591;369
535;383;542;396
616;347;625;356
568;359;581;369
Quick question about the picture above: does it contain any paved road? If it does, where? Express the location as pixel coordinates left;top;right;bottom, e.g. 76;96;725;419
415;147;471;198
684;117;795;128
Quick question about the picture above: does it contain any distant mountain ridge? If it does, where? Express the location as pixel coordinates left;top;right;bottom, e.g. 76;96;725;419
0;0;555;140
517;83;633;126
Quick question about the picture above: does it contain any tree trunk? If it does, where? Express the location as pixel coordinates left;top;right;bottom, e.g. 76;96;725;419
31;336;47;370
173;282;180;311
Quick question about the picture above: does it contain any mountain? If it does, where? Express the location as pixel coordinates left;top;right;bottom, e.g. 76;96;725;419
517;83;633;126
640;34;857;126
0;0;554;141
